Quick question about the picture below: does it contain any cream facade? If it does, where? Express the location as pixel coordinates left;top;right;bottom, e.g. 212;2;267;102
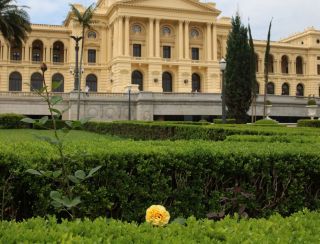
0;0;319;120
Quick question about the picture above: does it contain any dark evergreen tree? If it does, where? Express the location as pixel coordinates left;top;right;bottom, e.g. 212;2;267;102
248;24;257;122
225;15;252;123
263;20;272;118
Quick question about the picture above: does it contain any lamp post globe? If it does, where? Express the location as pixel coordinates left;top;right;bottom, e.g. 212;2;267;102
219;58;227;124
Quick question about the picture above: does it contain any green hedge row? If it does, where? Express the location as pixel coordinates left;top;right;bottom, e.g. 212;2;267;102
298;119;320;127
1;211;319;243
0;131;319;222
0;114;27;129
213;119;236;124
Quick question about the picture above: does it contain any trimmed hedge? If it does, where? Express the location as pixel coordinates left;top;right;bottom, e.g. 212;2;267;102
0;130;319;222
213;119;236;124
1;211;319;243
0;113;27;129
298;119;320;128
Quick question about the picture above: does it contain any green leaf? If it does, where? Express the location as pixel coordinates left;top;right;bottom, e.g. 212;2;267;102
172;217;187;225
26;169;42;176
39;116;49;125
52;81;63;90
21;118;36;124
50;96;63;105
60;127;70;134
62;197;81;208
42;170;53;178
75;170;86;180
68;175;81;184
80;117;91;125
50;108;62;116
50;191;63;203
51;200;63;209
87;166;102;178
52;170;62;178
65;121;73;128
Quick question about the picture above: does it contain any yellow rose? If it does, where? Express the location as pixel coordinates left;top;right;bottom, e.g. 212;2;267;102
145;205;170;226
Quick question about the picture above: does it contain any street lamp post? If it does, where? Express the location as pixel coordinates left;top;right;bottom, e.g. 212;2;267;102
219;58;227;124
71;35;83;121
128;86;131;121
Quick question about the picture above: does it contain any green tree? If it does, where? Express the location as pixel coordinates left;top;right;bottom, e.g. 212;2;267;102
248;24;257;123
225;15;252;123
263;20;272;118
70;4;95;120
0;0;31;45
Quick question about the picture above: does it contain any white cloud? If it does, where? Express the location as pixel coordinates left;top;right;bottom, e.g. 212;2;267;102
17;0;320;40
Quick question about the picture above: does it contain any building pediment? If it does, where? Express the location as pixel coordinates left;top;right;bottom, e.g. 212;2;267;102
109;0;220;15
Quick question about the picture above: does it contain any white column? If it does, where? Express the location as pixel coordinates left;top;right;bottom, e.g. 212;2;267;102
113;19;119;57
206;23;212;61
107;26;112;61
118;16;124;56
184;21;189;59
125;16;130;56
155;19;160;58
179;20;184;60
149;18;154;57
212;24;217;61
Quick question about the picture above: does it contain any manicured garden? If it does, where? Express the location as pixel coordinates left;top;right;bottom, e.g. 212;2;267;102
0;122;320;242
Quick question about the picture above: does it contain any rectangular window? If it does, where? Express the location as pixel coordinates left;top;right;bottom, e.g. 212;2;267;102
318;65;320;75
192;48;199;60
133;44;141;57
88;49;96;63
163;46;171;59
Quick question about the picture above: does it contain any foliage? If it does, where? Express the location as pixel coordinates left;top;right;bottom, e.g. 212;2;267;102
213;119;236;124
0;0;31;45
298;119;320;128
307;99;317;106
225;14;252;123
20;63;101;219
0;211;319;243
0;113;27;129
263;19;273;117
254;119;281;126
0;130;320;221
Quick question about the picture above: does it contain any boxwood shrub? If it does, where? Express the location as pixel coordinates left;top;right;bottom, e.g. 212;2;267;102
0;113;27;129
1;211;319;243
0;133;319;222
297;119;320;128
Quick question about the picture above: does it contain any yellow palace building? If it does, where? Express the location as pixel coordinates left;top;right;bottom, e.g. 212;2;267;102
0;0;319;121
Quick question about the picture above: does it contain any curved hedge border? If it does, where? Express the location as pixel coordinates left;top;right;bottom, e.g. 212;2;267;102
298;119;320;128
1;211;319;243
0;132;319;221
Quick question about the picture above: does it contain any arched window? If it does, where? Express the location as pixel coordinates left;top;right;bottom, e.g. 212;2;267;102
281;55;289;74
30;72;43;91
32;40;43;62
254;53;259;73
296;56;303;74
192;73;201;92
132;24;142;34
267;82;275;95
190;29;200;38
132;70;143;91
281;83;290;95
53;41;64;63
11;45;22;61
86;74;98;92
52;73;64;92
162;72;172;92
296;83;304;96
9;72;22;91
87;31;97;39
268;54;274;73
162;26;171;36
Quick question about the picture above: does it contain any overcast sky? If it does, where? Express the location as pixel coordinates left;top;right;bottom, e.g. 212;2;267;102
17;0;320;41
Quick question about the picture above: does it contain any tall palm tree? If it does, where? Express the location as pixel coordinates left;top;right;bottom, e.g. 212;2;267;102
70;4;95;120
0;0;31;45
